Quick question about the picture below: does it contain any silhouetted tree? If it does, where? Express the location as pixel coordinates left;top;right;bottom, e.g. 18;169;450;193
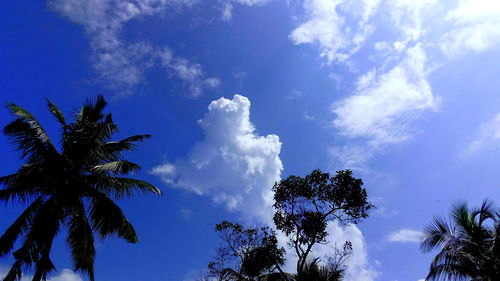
205;221;287;281
421;200;500;281
273;169;373;273
0;96;161;281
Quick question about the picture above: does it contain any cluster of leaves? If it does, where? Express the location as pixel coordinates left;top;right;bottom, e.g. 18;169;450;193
273;169;373;273
421;200;500;281
205;221;286;281
0;96;160;281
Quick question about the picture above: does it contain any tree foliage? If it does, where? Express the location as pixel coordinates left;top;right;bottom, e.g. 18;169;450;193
205;221;286;281
273;169;373;273
0;96;161;281
421;200;500;281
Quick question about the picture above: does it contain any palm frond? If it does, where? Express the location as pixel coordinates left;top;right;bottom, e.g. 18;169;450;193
0;166;46;202
88;191;138;243
4;103;57;162
2;261;22;281
421;216;456;253
66;200;95;281
102;134;151;154
9;196;62;276
46;98;66;127
90;161;141;176
87;176;161;199
0;197;45;257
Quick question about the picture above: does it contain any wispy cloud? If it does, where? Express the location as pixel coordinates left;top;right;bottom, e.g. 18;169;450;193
287;89;303;100
467;113;500;153
440;0;500;58
388;228;424;243
290;0;380;64
333;45;439;146
48;0;219;97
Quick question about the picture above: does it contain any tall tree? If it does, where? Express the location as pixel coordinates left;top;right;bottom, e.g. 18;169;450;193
421;200;500;281
0;96;161;281
273;169;373;273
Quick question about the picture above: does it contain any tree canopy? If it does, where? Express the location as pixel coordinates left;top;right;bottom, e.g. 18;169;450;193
273;169;373;273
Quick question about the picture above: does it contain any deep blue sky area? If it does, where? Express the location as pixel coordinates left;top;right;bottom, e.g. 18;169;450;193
2;1;500;281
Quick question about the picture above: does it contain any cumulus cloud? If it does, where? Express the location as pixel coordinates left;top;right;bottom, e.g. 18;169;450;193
388;228;424;243
467;113;500;153
151;95;377;280
333;45;439;146
0;266;83;281
440;0;500;58
151;94;282;221
289;0;380;64
323;222;378;281
47;0;218;96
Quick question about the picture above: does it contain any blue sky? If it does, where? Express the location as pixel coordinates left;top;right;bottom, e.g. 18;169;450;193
1;0;500;280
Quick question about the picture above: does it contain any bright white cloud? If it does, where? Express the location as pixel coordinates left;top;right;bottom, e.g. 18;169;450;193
151;94;282;221
277;222;378;281
48;0;218;96
388;228;424;243
289;0;380;64
440;0;500;58
0;266;83;281
388;0;438;50
467;113;500;153
321;222;378;281
333;45;439;146
151;95;378;279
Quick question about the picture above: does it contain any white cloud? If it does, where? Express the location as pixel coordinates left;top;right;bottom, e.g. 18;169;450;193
388;0;438;50
277;222;378;281
328;144;374;171
287;89;303;100
150;96;378;280
151;94;283;221
321;223;378;281
220;0;270;21
0;266;83;281
388;228;424;243
303;111;315;121
289;0;380;64
48;0;218;96
333;45;439;146
467;113;500;153
232;71;248;80
221;2;233;21
440;0;500;58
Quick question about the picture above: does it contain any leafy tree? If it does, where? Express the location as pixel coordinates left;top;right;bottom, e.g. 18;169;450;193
0;96;161;281
205;221;287;281
273;169;373;273
421;200;500;281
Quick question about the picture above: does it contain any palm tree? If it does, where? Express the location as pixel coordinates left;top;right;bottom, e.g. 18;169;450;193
0;96;161;281
421;200;500;281
294;258;344;281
